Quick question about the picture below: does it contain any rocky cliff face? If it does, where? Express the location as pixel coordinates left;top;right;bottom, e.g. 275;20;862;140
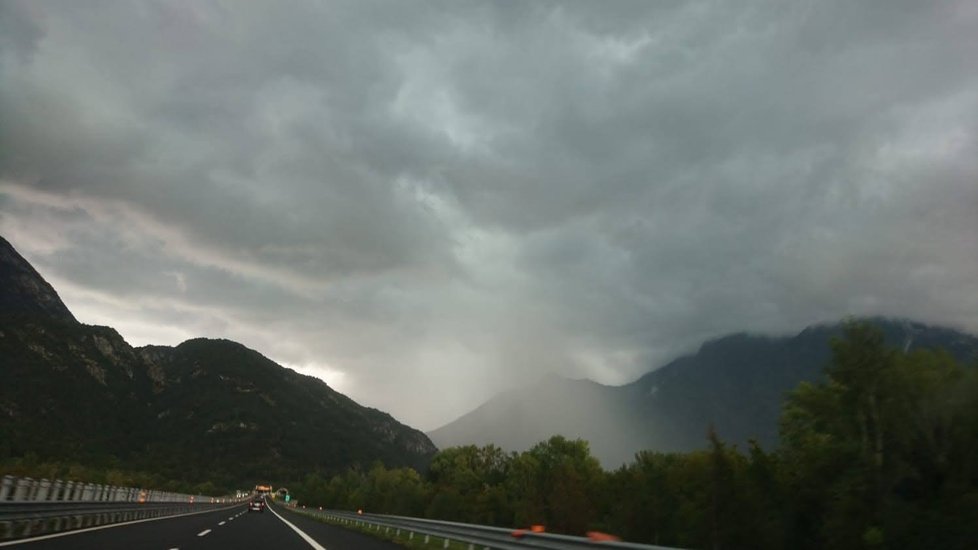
0;235;436;486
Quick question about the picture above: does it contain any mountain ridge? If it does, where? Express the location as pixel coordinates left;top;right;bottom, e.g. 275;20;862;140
0;236;436;489
0;236;76;323
429;318;978;466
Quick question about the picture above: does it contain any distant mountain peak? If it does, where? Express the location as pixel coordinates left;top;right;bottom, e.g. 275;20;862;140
0;236;76;323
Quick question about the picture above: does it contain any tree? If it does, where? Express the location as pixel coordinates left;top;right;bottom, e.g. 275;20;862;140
779;322;894;547
507;436;603;534
779;322;978;549
426;444;512;524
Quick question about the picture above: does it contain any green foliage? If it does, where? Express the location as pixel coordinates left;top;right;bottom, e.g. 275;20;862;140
291;322;977;549
426;444;511;524
778;322;978;549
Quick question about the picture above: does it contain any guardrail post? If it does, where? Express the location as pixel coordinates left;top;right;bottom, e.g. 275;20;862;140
442;538;449;548
35;479;51;501
0;475;15;500
51;479;64;500
14;477;33;501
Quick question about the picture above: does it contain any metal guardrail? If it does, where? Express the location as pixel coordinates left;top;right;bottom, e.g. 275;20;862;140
0;475;218;504
285;504;684;550
0;475;242;541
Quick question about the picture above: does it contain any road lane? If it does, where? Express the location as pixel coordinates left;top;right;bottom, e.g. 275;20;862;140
265;502;402;550
174;504;318;550
4;500;403;549
264;504;326;550
3;504;253;550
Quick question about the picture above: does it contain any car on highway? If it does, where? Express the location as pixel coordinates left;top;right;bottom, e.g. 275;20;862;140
248;496;265;513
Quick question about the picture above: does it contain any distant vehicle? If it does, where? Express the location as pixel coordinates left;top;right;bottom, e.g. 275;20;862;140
249;496;266;513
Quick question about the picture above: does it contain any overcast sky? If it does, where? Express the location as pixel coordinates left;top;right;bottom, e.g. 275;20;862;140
1;0;976;430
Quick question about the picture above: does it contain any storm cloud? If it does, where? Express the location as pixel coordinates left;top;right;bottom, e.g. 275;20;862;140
2;0;976;429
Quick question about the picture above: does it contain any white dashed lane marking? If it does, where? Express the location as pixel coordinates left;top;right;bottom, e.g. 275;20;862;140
197;529;211;537
218;521;226;526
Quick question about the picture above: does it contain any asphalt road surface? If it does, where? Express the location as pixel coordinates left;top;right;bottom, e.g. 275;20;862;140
4;501;401;550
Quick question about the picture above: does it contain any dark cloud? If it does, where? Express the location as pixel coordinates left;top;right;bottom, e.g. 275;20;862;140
2;0;977;429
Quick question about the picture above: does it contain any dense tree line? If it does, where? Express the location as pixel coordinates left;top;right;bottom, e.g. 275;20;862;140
292;324;978;549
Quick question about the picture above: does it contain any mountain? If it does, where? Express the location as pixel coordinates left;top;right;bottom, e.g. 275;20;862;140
137;338;436;482
0;236;436;488
429;319;978;467
0;236;76;322
426;375;645;466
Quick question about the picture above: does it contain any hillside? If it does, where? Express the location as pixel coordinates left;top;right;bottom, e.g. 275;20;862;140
429;319;978;466
0;236;436;489
138;338;436;482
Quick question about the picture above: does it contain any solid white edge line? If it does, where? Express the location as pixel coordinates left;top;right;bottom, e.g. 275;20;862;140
266;503;328;550
0;503;245;547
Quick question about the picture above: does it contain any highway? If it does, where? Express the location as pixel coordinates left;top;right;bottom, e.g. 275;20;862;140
3;501;400;550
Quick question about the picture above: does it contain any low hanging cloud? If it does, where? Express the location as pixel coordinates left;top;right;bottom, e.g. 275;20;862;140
1;0;977;429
